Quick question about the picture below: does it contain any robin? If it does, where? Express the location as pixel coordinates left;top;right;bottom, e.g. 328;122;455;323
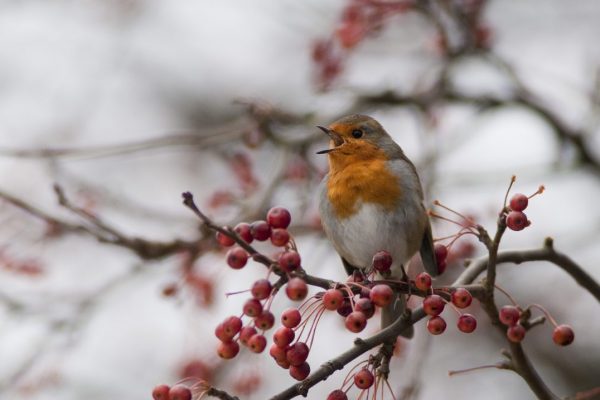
317;114;439;337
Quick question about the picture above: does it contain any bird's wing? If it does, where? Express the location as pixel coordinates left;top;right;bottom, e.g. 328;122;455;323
419;221;439;276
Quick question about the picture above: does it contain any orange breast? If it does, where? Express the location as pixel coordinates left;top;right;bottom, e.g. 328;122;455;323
326;146;401;219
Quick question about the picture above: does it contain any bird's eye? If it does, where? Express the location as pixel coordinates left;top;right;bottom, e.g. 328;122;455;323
351;129;363;138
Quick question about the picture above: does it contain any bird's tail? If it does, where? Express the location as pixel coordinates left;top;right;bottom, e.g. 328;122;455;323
381;291;413;338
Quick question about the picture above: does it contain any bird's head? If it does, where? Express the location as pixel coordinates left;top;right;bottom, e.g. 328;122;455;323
316;114;402;165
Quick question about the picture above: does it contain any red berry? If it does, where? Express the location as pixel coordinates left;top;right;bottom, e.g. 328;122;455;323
289;362;311;381
239;326;257;346
250;220;271;241
243;298;263;317
234;222;254;243
215;316;242;342
345;311;367;333
248;334;267;353
226;247;248;269
423;295;445;316
337;299;353;317
509;193;529;212
281;308;302;328
437;259;447;275
215;230;235;247
152;384;170;400
499;305;520;326
369;284;394;307
552;324;574;346
251;279;272;300
354;368;375;389
276;357;291;369
269;343;288;362
267;206;291;229
278;251;301;272
427;316;447;335
415;272;432;291
169;385;192;400
286;278;308;301
254;310;275;330
270;228;290;246
273;327;295;348
434;244;448;263
507;324;526;343
506;211;528;231
451;288;473;309
322;289;345;311
457;314;477;333
286;342;310;366
372;250;392;272
217;340;240;359
327;390;349;400
354;298;375;319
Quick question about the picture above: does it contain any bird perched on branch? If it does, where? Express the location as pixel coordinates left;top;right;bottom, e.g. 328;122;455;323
317;114;439;337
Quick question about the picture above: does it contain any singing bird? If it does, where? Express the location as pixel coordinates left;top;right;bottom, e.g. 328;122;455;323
317;114;438;336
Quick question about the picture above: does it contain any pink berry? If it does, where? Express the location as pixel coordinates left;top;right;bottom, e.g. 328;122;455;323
243;298;263;317
506;211;528;231
415;272;432;291
427;316;447;335
247;334;267;353
423;294;445;316
499;305;520;326
509;193;528;212
215;316;242;342
345;311;367;333
286;342;310;366
286;278;308;301
251;279;272;300
254;310;275;330
270;228;290;246
327;390;348;400
273;327;295;348
369;284;394;307
507;324;526;343
278;251;301;272
552;324;574;346
239;326;257;346
226;247;248;269
281;308;302;328
322;289;344;311
152;384;170;400
451;288;473;309
289;362;310;381
354;298;375;319
267;206;292;229
234;222;253;243
269;343;287;362
217;340;240;359
169;385;192;400
250;220;271;241
372;250;392;272
457;314;477;333
215;230;235;247
354;368;375;389
437;259;447;275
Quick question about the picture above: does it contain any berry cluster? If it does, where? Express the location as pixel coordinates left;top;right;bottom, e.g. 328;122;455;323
311;1;413;89
416;273;477;336
213;207;315;363
504;183;544;232
499;304;574;346
152;384;192;400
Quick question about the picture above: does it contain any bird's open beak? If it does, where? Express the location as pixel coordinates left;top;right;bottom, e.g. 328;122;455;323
316;126;344;154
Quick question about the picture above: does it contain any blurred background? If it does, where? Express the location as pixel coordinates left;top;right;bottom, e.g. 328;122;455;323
0;1;599;399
